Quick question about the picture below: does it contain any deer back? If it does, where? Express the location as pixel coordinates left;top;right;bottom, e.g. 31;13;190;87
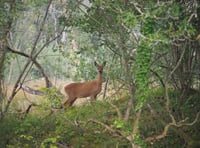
64;80;102;98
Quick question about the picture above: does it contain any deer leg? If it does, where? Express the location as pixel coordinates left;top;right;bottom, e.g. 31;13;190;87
64;97;77;106
69;98;77;106
89;94;97;103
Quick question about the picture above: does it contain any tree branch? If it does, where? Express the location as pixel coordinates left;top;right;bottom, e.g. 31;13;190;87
7;46;52;88
21;85;45;96
87;118;142;148
1;0;54;117
150;69;165;87
127;109;142;142
108;101;122;120
87;119;118;134
31;0;53;56
145;104;200;143
167;47;186;81
102;78;109;99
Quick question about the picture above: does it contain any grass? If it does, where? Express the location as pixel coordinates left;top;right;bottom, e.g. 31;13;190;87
0;100;131;148
1;85;200;148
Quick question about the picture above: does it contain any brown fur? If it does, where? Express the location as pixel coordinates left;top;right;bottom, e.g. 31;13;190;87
63;61;106;106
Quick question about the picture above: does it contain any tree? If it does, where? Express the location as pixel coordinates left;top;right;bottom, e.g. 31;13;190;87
0;0;64;119
0;0;199;147
0;0;19;117
62;0;200;147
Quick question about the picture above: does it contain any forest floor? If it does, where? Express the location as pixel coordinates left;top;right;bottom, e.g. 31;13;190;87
6;78;113;112
2;79;200;148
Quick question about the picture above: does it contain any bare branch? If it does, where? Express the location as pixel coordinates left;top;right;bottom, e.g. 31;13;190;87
176;112;200;127
107;84;125;98
87;118;142;148
31;0;53;56
88;119;117;134
145;104;200;142
127;109;142;141
7;46;52;87
150;69;165;87
21;85;45;96
161;47;187;131
55;142;69;148
132;2;144;15
34;27;65;58
108;101;122;120
102;78;109;99
169;48;186;79
1;0;54;117
146;122;175;142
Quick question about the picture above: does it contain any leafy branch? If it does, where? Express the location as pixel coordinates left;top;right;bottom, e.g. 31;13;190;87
1;0;53;118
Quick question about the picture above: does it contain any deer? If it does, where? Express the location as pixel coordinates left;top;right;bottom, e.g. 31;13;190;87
63;61;106;107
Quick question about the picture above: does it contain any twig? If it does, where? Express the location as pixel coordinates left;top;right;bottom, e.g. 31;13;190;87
31;0;53;56
146;122;175;142
150;69;165;87
107;84;125;98
87;118;141;148
108;101;122;120
55;142;69;148
132;2;144;15
169;48;186;79
1;0;54;117
87;119;117;134
87;118;129;141
102;78;109;99
127;109;142;141
176;112;200;127
164;47;186;130
145;104;200;142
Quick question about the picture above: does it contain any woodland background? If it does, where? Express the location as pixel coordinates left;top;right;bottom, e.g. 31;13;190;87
0;0;200;148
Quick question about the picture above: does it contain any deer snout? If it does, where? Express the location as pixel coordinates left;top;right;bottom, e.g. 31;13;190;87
98;69;103;74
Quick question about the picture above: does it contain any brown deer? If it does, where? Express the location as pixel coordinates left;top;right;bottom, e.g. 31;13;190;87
63;61;106;106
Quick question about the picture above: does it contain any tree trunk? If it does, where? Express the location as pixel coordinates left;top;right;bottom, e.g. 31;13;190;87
0;0;16;119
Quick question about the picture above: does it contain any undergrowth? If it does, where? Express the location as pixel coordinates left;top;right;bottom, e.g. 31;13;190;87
0;88;199;148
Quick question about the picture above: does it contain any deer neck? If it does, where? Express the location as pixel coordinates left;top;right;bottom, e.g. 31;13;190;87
97;72;103;85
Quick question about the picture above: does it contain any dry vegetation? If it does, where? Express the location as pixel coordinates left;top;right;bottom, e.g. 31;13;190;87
6;79;117;112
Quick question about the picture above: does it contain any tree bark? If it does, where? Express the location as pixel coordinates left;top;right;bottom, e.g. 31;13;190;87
0;0;53;119
0;0;16;119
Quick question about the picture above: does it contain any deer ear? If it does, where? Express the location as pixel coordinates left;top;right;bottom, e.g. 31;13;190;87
103;61;106;67
94;61;98;66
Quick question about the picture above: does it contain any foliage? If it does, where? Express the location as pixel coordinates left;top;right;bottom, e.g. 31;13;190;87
0;0;200;147
41;87;62;108
135;40;152;110
0;101;129;147
41;136;60;148
133;133;147;148
0;90;199;147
